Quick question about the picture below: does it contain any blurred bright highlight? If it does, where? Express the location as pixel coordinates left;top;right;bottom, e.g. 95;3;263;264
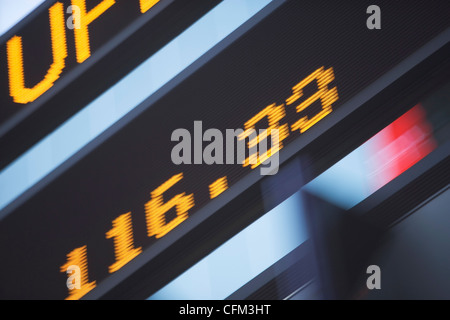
0;0;46;36
304;104;437;209
148;190;308;300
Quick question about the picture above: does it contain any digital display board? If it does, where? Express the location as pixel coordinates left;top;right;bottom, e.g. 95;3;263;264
0;0;221;168
0;0;449;299
0;0;168;111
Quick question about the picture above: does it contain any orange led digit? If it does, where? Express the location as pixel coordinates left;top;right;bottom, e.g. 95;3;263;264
145;173;194;239
139;0;160;13
60;245;96;300
6;2;67;104
106;212;142;273
287;66;339;133
239;103;289;169
72;0;115;63
209;176;228;199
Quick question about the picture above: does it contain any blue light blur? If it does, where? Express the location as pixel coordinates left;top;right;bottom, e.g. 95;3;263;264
148;190;308;300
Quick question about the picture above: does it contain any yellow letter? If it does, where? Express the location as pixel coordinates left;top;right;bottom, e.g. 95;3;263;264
209;176;228;199
60;245;96;300
139;0;160;13
239;103;289;169
287;67;339;133
145;173;194;239
106;212;142;273
6;2;67;104
72;0;115;63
